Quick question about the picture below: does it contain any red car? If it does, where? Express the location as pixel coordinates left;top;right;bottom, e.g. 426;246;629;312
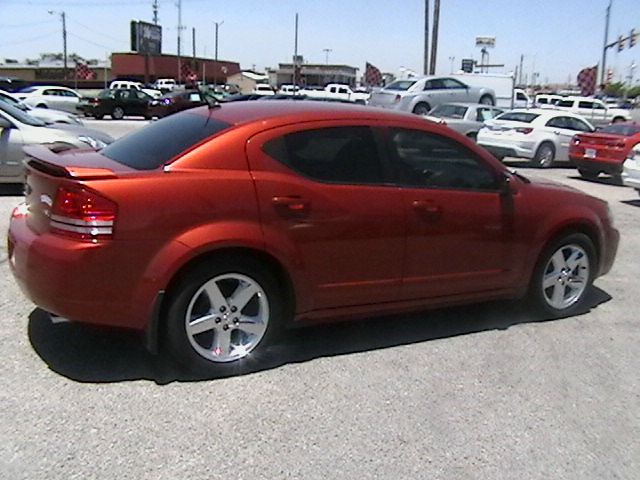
569;122;640;180
8;102;619;375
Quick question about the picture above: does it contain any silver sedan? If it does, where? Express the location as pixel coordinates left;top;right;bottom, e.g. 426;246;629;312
424;103;504;140
0;101;113;183
369;76;496;115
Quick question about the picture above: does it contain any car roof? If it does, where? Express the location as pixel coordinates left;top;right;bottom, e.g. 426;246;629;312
500;108;591;121
184;100;430;127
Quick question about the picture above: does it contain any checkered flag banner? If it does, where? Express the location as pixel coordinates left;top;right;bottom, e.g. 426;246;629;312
577;66;598;96
364;62;383;87
75;62;96;80
181;62;198;82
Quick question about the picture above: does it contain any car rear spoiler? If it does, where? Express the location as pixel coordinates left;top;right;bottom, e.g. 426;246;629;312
23;145;118;180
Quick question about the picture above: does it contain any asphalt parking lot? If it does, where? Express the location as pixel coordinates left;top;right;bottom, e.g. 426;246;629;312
0;120;638;479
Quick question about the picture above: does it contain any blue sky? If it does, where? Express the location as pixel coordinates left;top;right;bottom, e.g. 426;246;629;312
1;0;638;85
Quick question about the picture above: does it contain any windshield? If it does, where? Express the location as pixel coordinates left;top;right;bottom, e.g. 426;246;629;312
384;80;417;91
430;104;468;118
495;112;540;123
101;110;231;170
0;99;46;126
599;124;640;136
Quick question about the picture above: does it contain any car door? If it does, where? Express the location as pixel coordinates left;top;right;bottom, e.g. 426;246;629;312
246;122;405;312
544;116;577;160
443;78;472;103
0;114;25;179
129;90;151;116
577;100;608;126
385;127;518;300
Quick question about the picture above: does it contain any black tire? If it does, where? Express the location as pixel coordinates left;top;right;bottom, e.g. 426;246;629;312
412;102;431;115
531;142;556;168
466;131;478;142
578;168;599;180
111;106;125;120
479;95;495;106
164;256;288;376
93;113;104;120
528;233;596;318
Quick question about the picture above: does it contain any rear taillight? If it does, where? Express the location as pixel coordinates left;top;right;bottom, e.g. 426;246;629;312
515;127;533;134
50;186;117;241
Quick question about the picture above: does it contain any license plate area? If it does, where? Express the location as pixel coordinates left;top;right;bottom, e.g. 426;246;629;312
585;148;596;158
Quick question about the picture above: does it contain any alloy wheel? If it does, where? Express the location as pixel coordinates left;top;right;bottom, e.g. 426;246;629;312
184;273;269;363
541;244;590;310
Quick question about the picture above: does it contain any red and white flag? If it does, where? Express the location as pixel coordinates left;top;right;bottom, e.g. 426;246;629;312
577;66;598;96
75;62;96;80
364;62;383;87
181;62;198;83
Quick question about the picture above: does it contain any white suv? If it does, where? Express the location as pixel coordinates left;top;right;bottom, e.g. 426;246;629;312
154;78;176;92
108;80;162;98
553;96;630;126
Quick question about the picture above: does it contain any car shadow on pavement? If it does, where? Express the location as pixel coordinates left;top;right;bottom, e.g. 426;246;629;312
27;286;613;385
621;199;640;208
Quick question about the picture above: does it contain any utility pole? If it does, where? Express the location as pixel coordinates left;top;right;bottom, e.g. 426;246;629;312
423;0;429;75
518;54;524;86
293;13;300;89
48;10;67;80
214;21;223;87
177;0;183;84
429;0;440;75
152;0;159;25
601;0;612;85
192;27;196;61
323;48;332;65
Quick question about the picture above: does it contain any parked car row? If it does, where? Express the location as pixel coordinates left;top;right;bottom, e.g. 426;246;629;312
77;89;212;119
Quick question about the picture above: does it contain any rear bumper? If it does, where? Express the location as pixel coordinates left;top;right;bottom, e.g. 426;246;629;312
478;142;535;160
570;157;624;175
8;214;158;331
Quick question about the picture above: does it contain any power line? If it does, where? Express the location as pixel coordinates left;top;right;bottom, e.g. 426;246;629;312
67;18;124;43
2;31;59;47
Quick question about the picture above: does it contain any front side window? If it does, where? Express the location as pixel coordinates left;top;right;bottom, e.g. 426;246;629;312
476;107;501;121
556;100;574;108
430;104;468;119
389;129;499;191
263;126;384;185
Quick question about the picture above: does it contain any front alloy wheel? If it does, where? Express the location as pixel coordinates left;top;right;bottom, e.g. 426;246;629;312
530;233;595;317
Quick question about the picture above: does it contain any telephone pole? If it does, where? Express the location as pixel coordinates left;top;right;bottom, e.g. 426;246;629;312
429;0;440;75
423;0;429;74
601;0;612;85
48;10;67;80
177;0;183;84
214;21;223;86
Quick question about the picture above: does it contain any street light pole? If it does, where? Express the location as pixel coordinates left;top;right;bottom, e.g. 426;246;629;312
601;0;612;86
48;10;67;80
323;48;332;65
214;20;223;87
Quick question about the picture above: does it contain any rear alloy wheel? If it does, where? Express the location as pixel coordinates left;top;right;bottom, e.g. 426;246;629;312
532;142;555;168
412;102;431;115
479;95;494;106
164;257;287;375
111;106;125;120
529;233;595;318
578;168;599;181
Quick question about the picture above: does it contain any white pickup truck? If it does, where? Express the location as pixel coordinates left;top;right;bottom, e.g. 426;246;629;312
302;84;370;104
552;96;631;126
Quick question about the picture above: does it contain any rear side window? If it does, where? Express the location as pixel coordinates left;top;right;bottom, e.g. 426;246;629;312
556;100;574;108
384;80;416;91
101;111;231;170
263;126;384;184
600;124;640;136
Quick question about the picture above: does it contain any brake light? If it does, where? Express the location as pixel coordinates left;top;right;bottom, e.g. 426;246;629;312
515;127;533;134
50;186;117;241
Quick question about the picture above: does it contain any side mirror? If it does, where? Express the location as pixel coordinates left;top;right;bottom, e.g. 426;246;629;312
499;173;513;197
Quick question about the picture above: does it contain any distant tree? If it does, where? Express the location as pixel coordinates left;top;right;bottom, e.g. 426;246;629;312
627;85;640;99
603;82;626;97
